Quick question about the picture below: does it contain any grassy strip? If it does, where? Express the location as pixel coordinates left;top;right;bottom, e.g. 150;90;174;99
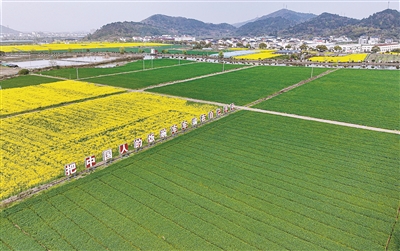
150;66;329;106
254;69;399;130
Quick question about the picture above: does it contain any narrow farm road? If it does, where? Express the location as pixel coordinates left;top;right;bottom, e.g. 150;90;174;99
146;92;400;135
245;68;339;107
139;65;256;91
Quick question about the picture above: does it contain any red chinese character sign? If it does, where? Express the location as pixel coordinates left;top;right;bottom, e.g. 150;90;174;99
192;117;198;127
181;121;188;131
160;128;167;139
65;162;77;176
171;124;178;135
119;143;129;155
134;138;142;149
200;114;206;123
230;103;235;111
148;133;155;144
223;106;228;113
85;155;96;169
103;149;112;162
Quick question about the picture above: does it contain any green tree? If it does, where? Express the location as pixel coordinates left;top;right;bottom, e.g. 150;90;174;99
218;51;224;59
258;43;267;49
299;43;308;51
334;45;342;52
285;44;292;49
119;47;125;54
371;46;380;53
316;45;328;52
236;42;243;47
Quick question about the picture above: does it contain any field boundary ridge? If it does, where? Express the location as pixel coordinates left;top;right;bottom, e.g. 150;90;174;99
140;65;256;91
245;68;338;107
385;205;400;250
80;61;198;80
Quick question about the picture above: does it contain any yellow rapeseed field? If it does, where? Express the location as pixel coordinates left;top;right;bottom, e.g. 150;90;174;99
309;53;368;63
0;42;167;53
1;80;124;116
0;92;217;199
234;50;279;60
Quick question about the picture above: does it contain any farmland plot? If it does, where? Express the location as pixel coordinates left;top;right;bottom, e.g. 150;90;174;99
0;75;58;89
150;66;329;105
0;92;216;199
254;69;399;130
1;80;124;116
86;62;245;89
39;59;192;79
1;111;398;250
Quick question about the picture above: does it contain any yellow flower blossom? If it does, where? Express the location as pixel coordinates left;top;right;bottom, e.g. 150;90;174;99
0;42;167;53
1;80;124;116
0;92;217;199
309;53;368;63
234;50;279;60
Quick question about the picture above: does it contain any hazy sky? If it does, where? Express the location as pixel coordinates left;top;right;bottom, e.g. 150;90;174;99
1;0;398;33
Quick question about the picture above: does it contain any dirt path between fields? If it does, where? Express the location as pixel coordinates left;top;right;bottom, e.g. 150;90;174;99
245;68;338;107
145;92;400;135
139;65;256;91
28;61;199;81
79;61;199;80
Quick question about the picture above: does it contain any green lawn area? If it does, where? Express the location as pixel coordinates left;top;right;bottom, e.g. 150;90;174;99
0;75;58;89
150;66;329;105
1;111;398;250
86;62;245;90
254;69;400;130
38;59;193;79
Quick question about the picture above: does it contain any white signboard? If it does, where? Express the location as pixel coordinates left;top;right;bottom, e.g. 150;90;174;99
208;111;214;119
103;149;113;162
148;133;155;144
230;103;235;111
216;108;221;117
171;124;178;135
192;117;198;127
223;105;228;113
160;128;167;139
181;121;188;130
134;138;143;149
200;114;206;123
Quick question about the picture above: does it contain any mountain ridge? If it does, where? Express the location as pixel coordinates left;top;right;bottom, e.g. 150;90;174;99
85;8;400;40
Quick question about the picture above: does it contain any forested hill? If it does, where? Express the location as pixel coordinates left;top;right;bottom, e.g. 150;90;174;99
86;9;400;40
